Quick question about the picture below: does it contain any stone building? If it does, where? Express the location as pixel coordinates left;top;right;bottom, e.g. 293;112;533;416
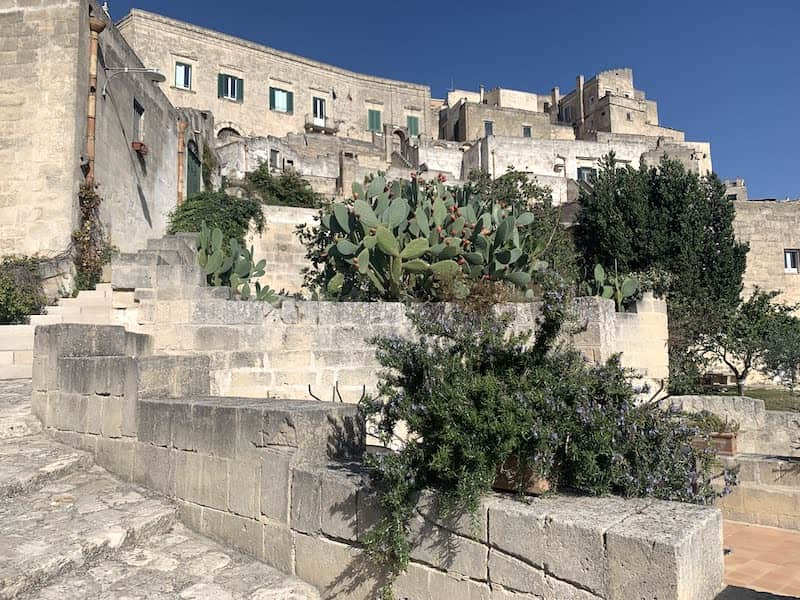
117;10;433;144
734;199;800;307
0;0;211;292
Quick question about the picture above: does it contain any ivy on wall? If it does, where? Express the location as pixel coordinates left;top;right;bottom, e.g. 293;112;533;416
72;184;114;291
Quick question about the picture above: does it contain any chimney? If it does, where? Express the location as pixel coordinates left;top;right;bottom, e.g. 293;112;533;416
479;84;485;103
551;86;560;123
576;75;585;126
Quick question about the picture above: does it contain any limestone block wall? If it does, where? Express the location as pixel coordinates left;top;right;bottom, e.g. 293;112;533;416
117;10;432;143
614;294;669;382
663;395;800;457
92;4;180;252
246;206;318;294
30;322;726;600
734;200;800;307
0;0;85;257
717;454;800;530
0;0;180;282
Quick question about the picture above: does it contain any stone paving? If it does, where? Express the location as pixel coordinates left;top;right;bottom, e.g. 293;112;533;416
0;379;319;600
721;520;800;598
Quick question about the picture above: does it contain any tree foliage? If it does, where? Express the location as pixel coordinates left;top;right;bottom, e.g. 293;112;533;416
574;154;749;392
697;289;795;394
575;154;748;309
243;163;321;208
167;191;264;247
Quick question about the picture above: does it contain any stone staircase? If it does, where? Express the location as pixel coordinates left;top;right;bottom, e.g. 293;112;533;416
0;379;319;600
0;234;206;381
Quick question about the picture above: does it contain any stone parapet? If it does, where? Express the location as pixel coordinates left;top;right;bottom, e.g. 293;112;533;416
31;322;724;599
664;395;800;457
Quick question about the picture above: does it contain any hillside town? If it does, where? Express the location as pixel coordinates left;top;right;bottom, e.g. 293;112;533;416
1;1;799;599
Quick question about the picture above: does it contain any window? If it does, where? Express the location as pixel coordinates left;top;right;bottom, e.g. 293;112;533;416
132;100;144;142
368;109;381;132
484;121;493;137
564;106;572;121
269;87;294;114
186;141;201;197
522;126;532;138
626;112;632;121
406;115;419;137
543;102;550;113
785;250;799;273
175;62;191;90
577;167;597;183
218;74;243;102
726;194;738;202
269;149;279;169
312;97;325;124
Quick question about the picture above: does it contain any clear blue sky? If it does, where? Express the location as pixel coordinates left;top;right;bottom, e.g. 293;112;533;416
110;0;799;200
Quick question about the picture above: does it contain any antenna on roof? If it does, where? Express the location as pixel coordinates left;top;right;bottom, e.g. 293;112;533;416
448;76;454;92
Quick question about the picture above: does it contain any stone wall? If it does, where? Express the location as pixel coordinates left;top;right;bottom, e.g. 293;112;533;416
662;395;800;457
92;3;180;252
246;205;317;294
117;10;432;143
30;322;726;600
734;200;800;307
0;0;181;284
0;0;85;257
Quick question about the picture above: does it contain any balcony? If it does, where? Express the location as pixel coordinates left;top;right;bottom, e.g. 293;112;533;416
304;114;339;135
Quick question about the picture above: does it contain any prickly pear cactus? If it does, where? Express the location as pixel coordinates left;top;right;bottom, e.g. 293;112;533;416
197;221;278;304
307;173;550;300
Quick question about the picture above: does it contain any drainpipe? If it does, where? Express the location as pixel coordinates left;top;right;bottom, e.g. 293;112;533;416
177;121;187;205
86;15;107;186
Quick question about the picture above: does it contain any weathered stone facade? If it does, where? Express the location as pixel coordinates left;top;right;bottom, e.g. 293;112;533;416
117;10;432;143
0;0;185;288
733;199;800;307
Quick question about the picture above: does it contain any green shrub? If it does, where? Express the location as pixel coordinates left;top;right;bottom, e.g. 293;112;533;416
0;256;45;324
360;293;734;587
244;163;321;208
167;191;264;246
296;171;567;301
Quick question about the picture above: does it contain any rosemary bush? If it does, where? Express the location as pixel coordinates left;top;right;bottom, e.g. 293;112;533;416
360;290;734;585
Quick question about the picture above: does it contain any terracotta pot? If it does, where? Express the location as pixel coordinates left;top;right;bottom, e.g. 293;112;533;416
492;456;550;495
691;432;737;456
132;141;148;156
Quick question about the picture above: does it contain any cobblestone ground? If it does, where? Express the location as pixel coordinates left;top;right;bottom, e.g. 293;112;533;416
0;379;319;600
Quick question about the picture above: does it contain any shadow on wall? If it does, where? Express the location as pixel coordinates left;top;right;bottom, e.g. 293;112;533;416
98;45;154;231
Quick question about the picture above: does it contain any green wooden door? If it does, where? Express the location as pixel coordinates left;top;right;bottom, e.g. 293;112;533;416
187;143;201;198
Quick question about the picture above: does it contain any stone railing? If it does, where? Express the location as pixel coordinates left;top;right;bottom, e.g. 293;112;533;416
30;322;725;599
663;395;800;457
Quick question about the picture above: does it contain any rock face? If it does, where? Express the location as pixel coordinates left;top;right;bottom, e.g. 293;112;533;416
0;379;320;600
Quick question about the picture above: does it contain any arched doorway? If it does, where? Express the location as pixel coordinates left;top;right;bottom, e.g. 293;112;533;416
217;126;241;139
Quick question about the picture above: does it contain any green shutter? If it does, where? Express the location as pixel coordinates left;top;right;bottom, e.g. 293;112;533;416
217;74;225;98
236;78;244;102
286;91;293;114
269;87;275;110
368;109;381;132
407;116;419;137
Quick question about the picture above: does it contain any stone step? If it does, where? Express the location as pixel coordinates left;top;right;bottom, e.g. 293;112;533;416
0;379;39;440
28;315;62;326
0;468;176;599
0;436;92;499
0;366;32;381
25;523;320;600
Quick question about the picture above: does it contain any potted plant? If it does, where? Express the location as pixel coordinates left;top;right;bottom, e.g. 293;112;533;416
688;411;739;456
493;455;550;495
